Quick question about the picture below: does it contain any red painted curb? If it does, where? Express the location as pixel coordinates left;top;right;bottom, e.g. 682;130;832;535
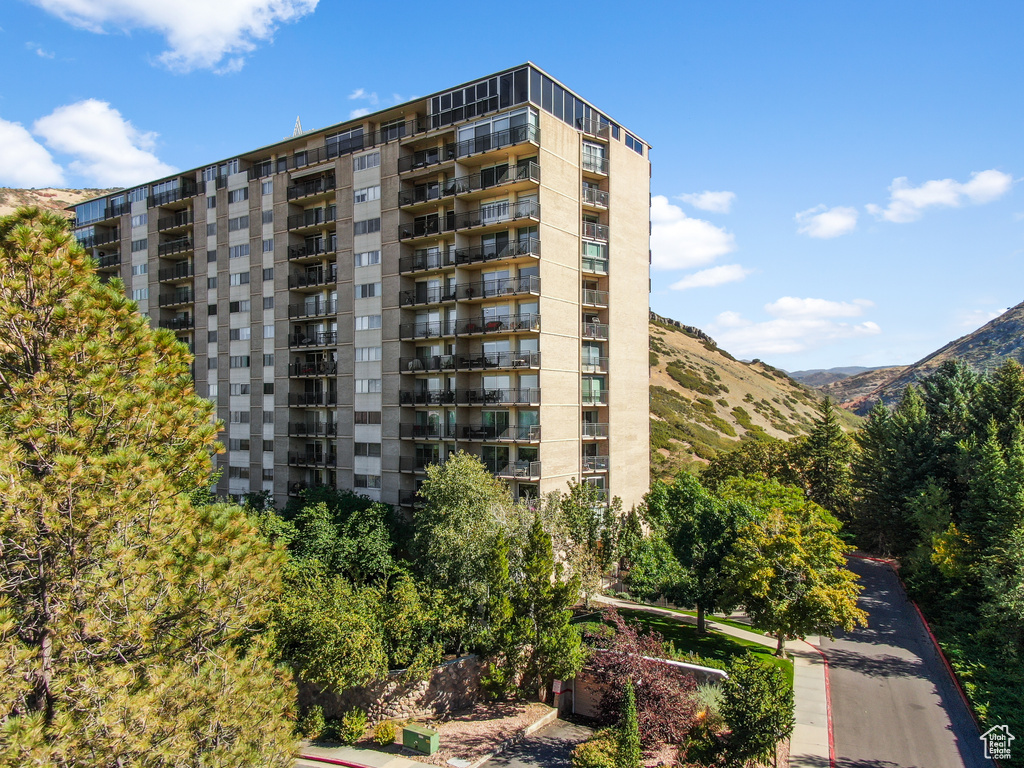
808;643;837;768
297;755;371;768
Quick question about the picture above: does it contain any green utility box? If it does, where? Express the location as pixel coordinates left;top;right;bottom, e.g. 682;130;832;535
402;724;439;755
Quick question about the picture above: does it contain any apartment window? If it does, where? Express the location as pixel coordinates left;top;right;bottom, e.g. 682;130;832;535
355;346;382;362
131;213;147;228
128;186;147;203
261;180;273;195
229;272;250;286
262;238;273;252
263;440;274;452
230;355;251;368
355;282;381;299
262;468;274;481
228;188;249;203
380;117;406;141
355;378;382;393
263;382;274;394
353;217;381;236
228;437;250;450
208;358;218;369
230;300;251;313
131;288;148;301
207;223;217;236
625;134;644;155
353;151;380;172
208;330;218;342
354;314;382;330
263;296;274;309
228;466;250;479
207;196;217;208
262;267;274;281
354;474;382;489
262;411;274;424
131;263;148;276
354;249;381;267
207;276;217;289
207;383;218;398
354;442;382;457
354;411;382;425
353;185;380;204
229;328;251;340
228;215;249;232
208;303;218;316
131;238;148;252
261;210;273;224
207;249;217;262
229;384;250;396
263;325;275;338
263;354;274;366
229;244;249;259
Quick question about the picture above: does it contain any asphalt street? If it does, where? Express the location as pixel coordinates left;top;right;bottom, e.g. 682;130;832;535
478;721;592;768
821;557;990;768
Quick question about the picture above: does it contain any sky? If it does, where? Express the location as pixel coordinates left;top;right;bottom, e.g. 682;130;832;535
1;1;1022;372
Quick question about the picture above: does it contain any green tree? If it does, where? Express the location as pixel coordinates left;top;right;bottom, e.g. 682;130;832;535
801;398;855;517
0;208;294;766
615;680;641;768
701;436;805;493
720;654;794;766
480;532;525;697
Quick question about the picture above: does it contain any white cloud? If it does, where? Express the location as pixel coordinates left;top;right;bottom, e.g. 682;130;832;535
348;88;379;105
0;117;65;187
670;264;751;290
26;41;55;58
28;0;318;73
866;169;1013;223
33;99;175;187
957;307;1007;329
709;296;880;357
677;190;736;214
349;108;370;119
650;195;736;270
795;204;859;238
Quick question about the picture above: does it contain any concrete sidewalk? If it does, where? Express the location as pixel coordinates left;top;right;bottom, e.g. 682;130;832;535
296;743;436;768
591;595;832;768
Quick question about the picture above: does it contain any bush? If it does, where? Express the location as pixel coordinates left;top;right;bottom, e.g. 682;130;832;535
690;684;725;731
572;729;618;768
339;707;368;745
373;720;397;746
297;705;325;739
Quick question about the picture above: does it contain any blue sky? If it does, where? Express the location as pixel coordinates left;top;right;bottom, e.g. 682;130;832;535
2;1;1022;372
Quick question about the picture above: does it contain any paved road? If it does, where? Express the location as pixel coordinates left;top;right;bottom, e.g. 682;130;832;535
820;557;990;768
479;721;592;768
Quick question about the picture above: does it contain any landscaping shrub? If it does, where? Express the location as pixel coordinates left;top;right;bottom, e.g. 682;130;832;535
572;729;619;768
297;705;325;739
338;707;368;745
373;720;397;746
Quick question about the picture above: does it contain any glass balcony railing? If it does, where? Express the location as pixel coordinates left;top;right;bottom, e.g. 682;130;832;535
582;423;610;438
288;299;338;319
455;124;539;159
583;455;610;472
457;388;541;406
288;421;338;437
583;322;609;340
288;361;338;377
582;288;609;306
454;313;540;336
287;391;338;406
582;156;609;175
582;187;609;207
582;221;609;241
398;162;540;206
287;331;338;348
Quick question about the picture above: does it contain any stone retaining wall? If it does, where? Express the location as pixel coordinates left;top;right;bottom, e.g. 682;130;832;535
298;655;485;722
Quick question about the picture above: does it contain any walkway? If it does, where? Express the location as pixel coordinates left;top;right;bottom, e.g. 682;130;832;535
296;743;435;768
591;594;831;767
479;720;593;768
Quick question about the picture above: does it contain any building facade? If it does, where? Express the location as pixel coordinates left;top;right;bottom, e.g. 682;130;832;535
72;64;651;511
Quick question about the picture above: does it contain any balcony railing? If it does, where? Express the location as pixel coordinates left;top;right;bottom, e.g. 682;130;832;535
450;199;540;231
158;262;194;282
582;391;609;405
289;265;338;289
582;221;609;241
399;248;456;274
398;144;457;174
399;285;458;307
77;227;121;249
288;452;338;468
398;320;457;340
288;481;332;496
486;459;542;479
457;388;541;406
287;207;336;230
455;313;540;336
399;214;455;240
148;181;198;208
158;288;194;307
288;421;338;437
159;315;194;331
582;423;610;438
288;360;338;377
157;238;193;257
582;256;608;275
582;187;609;207
458;424;541;441
157;211;193;230
582;356;609;373
287;175;336;201
288;331;339;348
95;253;122;269
455;124;539;159
400;354;456;373
398;162;541;206
288;239;337;260
288;391;338;406
582;288;609;306
398;489;424;507
582;156;609;175
289;299;338;319
399;423;456;440
578;118;611;138
453;237;541;267
583;455;610;472
399;389;457;406
456;350;541;370
583;322;609;340
399;456;446;472
456;274;540;301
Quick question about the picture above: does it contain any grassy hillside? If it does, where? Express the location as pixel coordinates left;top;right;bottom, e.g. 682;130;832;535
0;188;120;218
649;317;861;481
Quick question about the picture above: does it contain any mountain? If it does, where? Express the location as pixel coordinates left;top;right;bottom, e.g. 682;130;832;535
0;188;121;218
788;366;879;387
847;301;1024;414
819;366;907;405
648;314;861;481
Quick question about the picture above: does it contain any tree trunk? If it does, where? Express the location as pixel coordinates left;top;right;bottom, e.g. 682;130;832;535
775;633;787;658
696;603;707;634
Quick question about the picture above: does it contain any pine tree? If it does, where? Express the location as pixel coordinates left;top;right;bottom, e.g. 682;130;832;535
0;208;294;766
616;679;642;768
802;398;854;518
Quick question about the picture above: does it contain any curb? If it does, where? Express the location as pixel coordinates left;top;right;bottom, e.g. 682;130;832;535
465;707;559;768
296;756;366;768
807;642;836;768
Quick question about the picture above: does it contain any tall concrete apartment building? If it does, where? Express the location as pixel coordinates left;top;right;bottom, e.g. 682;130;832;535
71;64;651;510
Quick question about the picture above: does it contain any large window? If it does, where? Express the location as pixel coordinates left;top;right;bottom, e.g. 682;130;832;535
353;185;380;204
352;151;380;172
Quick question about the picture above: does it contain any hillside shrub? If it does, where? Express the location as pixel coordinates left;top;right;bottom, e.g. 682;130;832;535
338;707;368;745
572;729;618;768
297;705;325;739
373;720;397;746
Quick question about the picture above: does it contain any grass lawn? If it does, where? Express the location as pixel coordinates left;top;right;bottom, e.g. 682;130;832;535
618;608;794;689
